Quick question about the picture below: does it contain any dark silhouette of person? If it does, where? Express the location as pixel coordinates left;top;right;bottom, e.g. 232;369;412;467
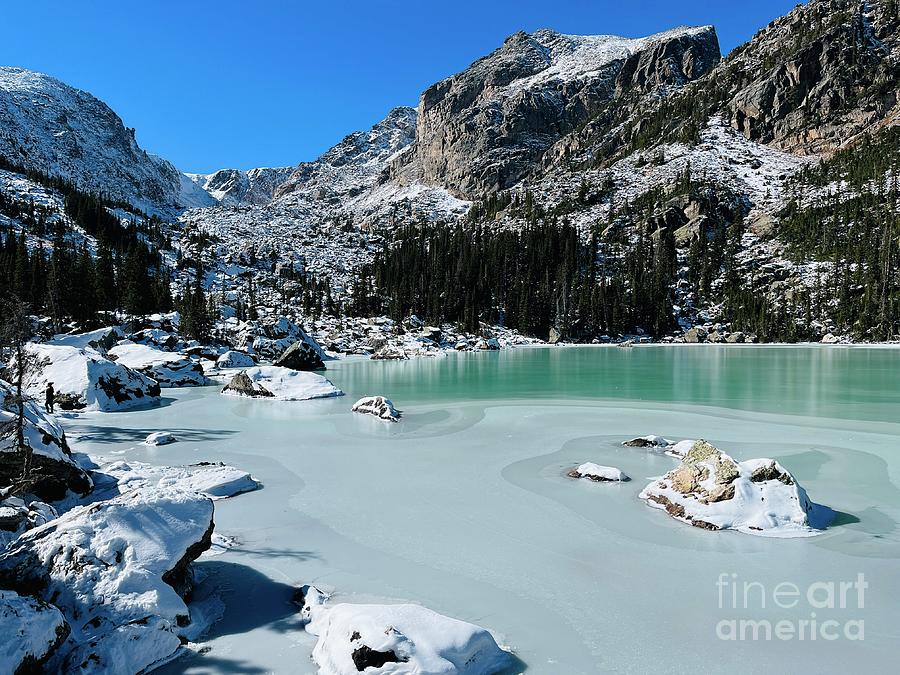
45;382;55;414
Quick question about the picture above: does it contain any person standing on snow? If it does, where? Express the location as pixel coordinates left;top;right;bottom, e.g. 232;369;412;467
45;382;55;413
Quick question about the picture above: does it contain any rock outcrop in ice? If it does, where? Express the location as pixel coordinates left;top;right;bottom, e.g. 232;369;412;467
568;463;629;482
351;396;401;422
298;585;513;675
222;366;343;401
144;431;177;446
97;459;261;500
639;440;831;536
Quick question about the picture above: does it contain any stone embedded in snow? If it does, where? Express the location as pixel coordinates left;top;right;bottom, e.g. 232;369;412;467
98;459;261;500
0;590;69;674
222;366;344;401
21;343;160;412
144;431;177;446
215;350;257;369
0;486;214;673
568;463;629;482
352;396;401;422
108;343;209;387
298;585;513;675
639;440;832;537
623;435;673;448
0;379;92;502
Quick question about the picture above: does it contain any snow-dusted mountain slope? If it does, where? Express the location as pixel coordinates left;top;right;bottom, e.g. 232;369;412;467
186;166;294;206
0;67;214;215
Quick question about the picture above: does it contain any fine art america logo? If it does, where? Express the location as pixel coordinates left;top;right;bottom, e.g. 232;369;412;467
715;573;867;641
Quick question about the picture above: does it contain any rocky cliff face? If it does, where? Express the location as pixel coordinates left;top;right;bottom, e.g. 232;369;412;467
0;67;214;214
410;26;720;198
721;0;900;153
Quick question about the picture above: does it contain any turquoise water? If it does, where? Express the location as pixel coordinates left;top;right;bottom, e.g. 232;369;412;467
63;346;900;674
333;345;900;422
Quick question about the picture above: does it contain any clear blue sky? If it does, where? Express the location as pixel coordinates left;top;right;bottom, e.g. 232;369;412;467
0;1;803;173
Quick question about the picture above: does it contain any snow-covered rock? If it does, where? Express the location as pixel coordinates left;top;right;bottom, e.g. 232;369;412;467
622;435;673;448
639;440;831;537
221;366;343;401
568;463;629;482
665;439;697;459
351;396;401;422
97;459;260;500
0;590;69;674
273;334;327;371
623;435;695;459
371;345;409;360
0;486;214;673
22;344;161;412
108;343;209;387
0;379;92;501
144;431;177;446
298;585;512;675
0;498;59;548
48;327;124;353
474;337;501;351
215;350;256;369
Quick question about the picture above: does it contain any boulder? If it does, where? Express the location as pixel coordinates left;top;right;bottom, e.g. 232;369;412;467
216;350;257;369
273;335;327;372
474;337;501;351
222;366;343;401
108;343;209;387
298;585;512;675
371;346;409;360
568;463;629;482
639;440;832;536
0;486;214;673
1;379;92;502
144;431;177;446
683;327;707;343
21;344;160;412
623;435;695;459
351;396;401;422
622;435;673;448
0;590;69;674
0;498;58;548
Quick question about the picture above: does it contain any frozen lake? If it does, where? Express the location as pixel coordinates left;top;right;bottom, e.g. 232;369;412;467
63;345;900;674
